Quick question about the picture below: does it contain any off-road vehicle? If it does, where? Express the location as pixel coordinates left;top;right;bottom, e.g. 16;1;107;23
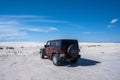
40;39;81;66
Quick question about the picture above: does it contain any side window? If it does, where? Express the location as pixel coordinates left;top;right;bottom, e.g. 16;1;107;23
50;41;55;47
55;41;59;47
55;41;60;48
46;41;60;47
47;41;50;46
49;41;56;47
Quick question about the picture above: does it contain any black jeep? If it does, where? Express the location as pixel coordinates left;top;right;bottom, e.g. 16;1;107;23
40;39;81;66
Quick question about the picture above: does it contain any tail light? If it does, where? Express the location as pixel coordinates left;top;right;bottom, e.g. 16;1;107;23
59;50;66;54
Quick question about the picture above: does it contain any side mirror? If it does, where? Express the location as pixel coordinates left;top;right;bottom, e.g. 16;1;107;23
44;45;49;48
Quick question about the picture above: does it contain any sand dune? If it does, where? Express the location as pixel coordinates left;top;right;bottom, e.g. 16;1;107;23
0;42;120;80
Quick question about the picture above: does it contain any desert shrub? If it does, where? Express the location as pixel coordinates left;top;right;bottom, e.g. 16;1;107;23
0;47;3;50
6;47;14;49
88;45;96;48
21;46;24;48
97;45;102;47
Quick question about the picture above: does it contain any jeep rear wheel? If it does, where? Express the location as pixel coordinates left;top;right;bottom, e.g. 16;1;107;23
52;54;60;66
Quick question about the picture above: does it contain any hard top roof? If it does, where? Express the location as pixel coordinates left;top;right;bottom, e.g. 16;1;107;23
47;39;78;42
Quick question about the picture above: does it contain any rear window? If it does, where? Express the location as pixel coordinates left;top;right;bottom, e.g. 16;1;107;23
61;40;78;49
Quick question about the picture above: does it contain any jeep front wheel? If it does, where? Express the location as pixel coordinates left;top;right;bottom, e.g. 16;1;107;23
40;49;45;59
52;54;60;66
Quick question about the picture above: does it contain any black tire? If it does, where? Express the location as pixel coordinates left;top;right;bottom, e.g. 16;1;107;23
40;49;45;59
67;45;79;57
71;59;78;63
52;54;60;66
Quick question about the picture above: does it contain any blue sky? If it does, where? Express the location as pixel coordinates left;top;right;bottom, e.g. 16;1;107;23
0;0;120;42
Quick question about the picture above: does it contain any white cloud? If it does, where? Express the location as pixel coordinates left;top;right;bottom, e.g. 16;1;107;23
108;18;119;28
48;27;58;31
26;28;41;32
108;25;112;28
0;25;28;41
19;19;67;23
0;25;58;41
0;15;45;19
0;15;67;23
0;15;59;41
37;20;67;23
20;27;58;32
83;32;91;34
110;18;118;24
0;21;19;25
83;31;104;35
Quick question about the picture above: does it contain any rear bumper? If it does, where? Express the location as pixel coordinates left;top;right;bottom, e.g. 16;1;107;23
59;54;81;61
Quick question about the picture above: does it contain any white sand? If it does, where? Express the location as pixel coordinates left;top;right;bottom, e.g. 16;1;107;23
0;42;120;80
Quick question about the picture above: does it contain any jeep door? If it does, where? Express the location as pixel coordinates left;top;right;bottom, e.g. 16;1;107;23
45;41;51;56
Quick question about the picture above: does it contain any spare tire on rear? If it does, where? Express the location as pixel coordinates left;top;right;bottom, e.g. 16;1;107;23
67;45;79;57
